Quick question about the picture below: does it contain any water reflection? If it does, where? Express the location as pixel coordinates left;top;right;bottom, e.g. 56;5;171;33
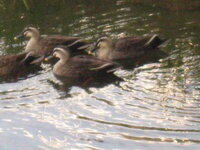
0;0;200;150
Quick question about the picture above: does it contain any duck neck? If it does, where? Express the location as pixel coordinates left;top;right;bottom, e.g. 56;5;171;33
25;34;40;52
58;57;69;65
53;53;70;73
97;45;113;60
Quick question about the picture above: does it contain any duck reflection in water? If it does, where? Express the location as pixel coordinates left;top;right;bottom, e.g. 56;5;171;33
45;45;123;89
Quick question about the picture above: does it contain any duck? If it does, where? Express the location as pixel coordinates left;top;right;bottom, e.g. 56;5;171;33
88;34;168;67
14;26;90;61
0;51;41;79
45;46;121;84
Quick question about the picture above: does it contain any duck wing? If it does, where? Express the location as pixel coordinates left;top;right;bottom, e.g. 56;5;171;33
55;55;121;79
0;52;40;73
71;55;121;73
39;35;88;55
115;35;167;51
0;53;26;67
0;53;29;75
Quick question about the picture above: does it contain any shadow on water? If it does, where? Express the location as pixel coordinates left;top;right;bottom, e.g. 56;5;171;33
47;73;123;97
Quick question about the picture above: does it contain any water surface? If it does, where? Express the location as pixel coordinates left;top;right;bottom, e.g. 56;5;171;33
0;0;200;149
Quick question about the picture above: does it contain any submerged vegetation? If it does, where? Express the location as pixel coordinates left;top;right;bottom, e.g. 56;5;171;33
22;0;30;10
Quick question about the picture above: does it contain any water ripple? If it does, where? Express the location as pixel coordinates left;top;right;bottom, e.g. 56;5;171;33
0;0;200;149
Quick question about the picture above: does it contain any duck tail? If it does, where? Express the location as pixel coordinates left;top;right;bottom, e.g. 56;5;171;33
144;35;169;49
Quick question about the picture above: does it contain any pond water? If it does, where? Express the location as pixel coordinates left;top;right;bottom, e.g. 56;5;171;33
0;0;200;149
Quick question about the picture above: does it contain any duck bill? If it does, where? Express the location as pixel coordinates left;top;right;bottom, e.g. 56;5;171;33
44;55;54;62
87;43;98;55
30;56;45;64
13;33;25;40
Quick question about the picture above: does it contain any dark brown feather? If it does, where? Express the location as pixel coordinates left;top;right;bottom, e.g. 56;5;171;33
37;35;86;55
0;52;40;77
54;55;120;80
114;36;152;51
94;35;168;67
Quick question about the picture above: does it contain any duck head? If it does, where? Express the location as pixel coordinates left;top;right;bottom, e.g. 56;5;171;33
45;46;70;63
88;36;113;55
14;27;40;40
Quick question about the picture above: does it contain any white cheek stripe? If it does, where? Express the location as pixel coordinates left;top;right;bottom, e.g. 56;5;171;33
53;48;67;58
54;48;65;52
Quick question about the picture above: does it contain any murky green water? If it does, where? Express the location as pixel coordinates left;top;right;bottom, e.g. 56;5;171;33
0;0;200;149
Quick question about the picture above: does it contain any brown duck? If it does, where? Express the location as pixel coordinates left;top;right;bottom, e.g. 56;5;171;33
46;46;121;84
89;35;168;67
14;26;90;61
0;52;41;79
